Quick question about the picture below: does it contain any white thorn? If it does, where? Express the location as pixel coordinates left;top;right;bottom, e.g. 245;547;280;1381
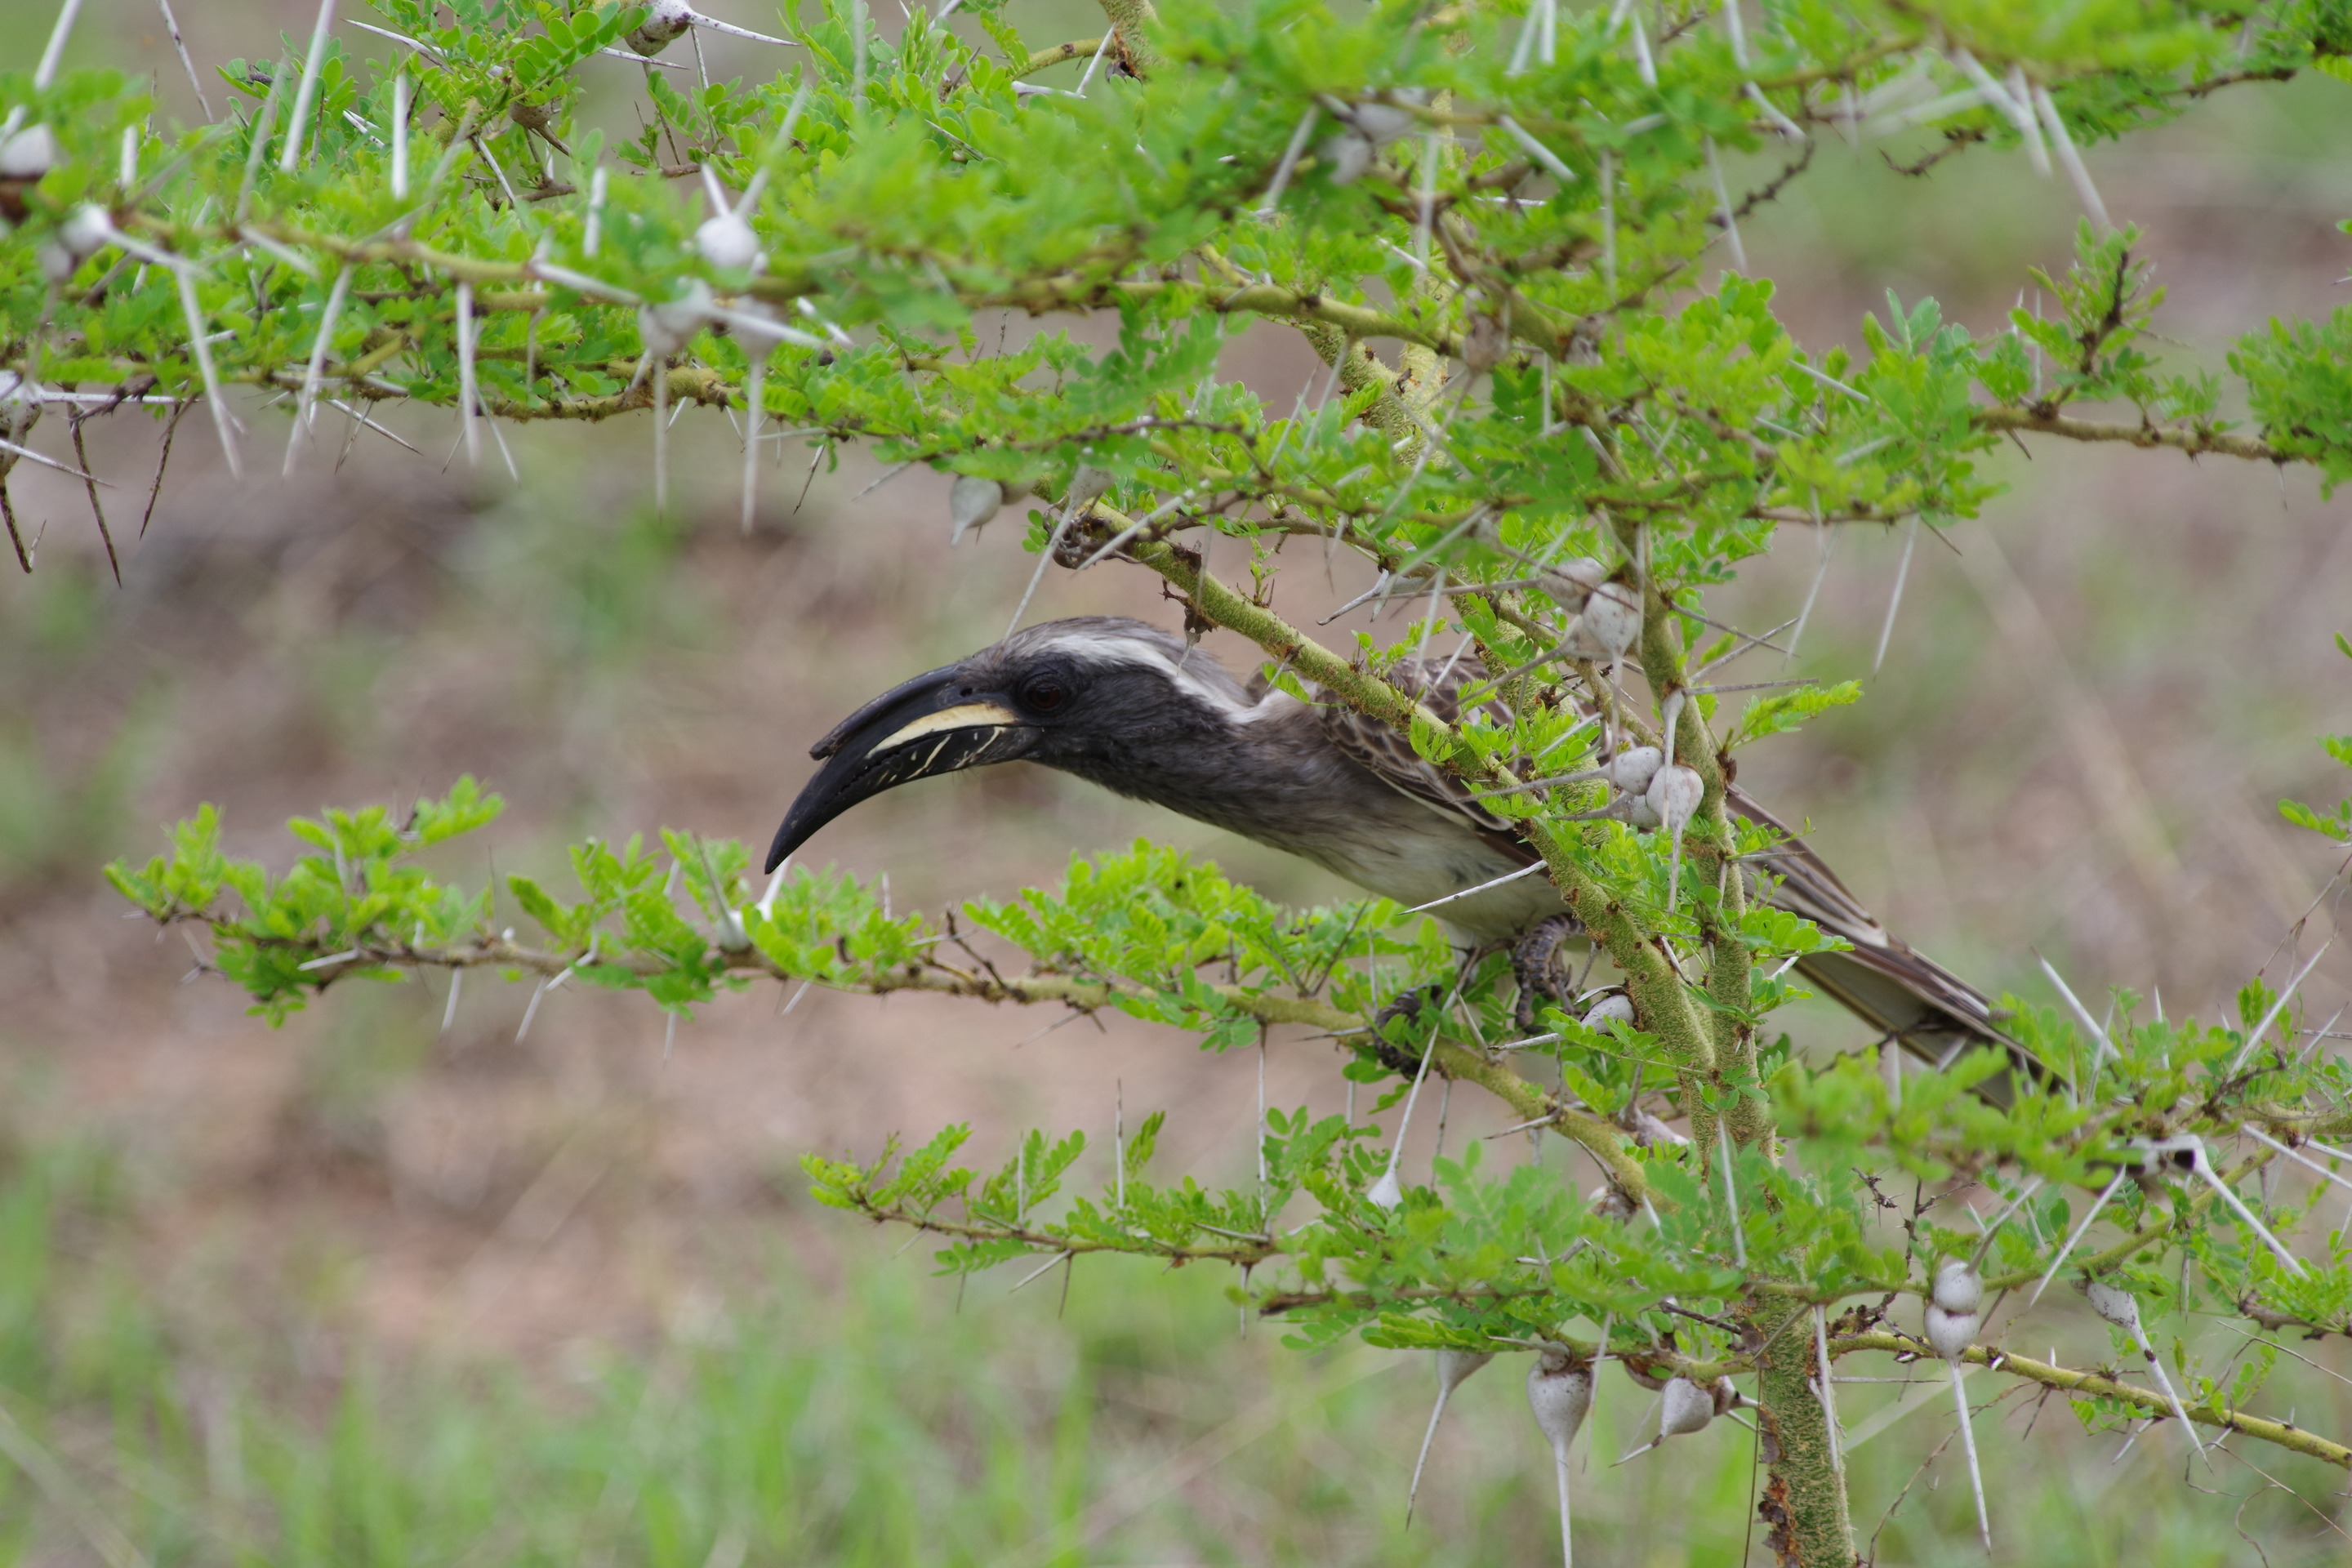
1813;1306;1843;1474
2032;85;2109;230
173;264;243;479
1370;1035;1441;1209
2037;953;2119;1071
1254;106;1320;219
1705;137;1746;274
34;0;87;89
2225;942;2332;1074
390;66;409;199
286;263;355;475
1715;1121;1746;1267
1871;516;1918;673
280;0;340;172
2027;1169;2127;1306
1072;25;1116;96
2188;1148;2306;1276
1948;1361;1991;1549
455;279;479;466
2241;1125;2352;1197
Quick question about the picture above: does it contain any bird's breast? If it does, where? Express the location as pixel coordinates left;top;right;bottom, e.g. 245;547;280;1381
1286;813;1568;942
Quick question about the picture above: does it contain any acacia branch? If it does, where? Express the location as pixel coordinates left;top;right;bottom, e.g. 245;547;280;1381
1838;1331;2351;1469
198;924;1658;1201
840;1199;1280;1266
1016;39;1106;78
1973;406;2293;465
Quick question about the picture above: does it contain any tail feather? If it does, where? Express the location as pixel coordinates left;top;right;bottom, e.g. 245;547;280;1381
1730;784;2044;1104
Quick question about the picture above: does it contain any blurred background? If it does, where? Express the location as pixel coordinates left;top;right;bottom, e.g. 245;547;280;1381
2;0;2350;1561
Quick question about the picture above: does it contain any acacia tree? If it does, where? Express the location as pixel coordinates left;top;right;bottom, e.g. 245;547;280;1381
11;0;2352;1559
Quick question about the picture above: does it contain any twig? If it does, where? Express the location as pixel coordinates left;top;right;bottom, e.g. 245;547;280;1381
155;0;212;118
67;416;119;586
140;399;188;537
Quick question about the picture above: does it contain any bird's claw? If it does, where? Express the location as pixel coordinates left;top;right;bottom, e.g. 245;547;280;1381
1512;914;1582;1031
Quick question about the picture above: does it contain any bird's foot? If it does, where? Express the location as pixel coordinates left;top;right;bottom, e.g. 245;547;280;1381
1512;914;1584;1031
1362;982;1443;1073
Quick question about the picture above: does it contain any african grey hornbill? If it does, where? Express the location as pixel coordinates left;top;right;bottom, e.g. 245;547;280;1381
766;616;2029;1094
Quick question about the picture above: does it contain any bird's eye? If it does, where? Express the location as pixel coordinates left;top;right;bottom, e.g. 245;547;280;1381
1018;674;1069;713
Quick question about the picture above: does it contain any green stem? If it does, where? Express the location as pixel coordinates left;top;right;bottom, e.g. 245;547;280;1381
1093;0;1160;72
1751;1296;1856;1567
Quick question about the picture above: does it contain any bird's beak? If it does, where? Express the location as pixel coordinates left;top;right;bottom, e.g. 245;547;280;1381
764;663;1040;872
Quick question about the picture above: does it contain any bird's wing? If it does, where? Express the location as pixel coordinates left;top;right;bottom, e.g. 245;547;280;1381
1314;657;1529;840
1317;661;2034;1097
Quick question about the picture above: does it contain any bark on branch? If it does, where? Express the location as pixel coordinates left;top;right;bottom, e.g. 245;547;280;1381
1838;1330;2352;1469
220;929;1658;1201
1974;406;2292;465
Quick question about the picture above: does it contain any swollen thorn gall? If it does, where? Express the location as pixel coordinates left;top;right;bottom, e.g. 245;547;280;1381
1527;1350;1593;1568
1405;1348;1494;1526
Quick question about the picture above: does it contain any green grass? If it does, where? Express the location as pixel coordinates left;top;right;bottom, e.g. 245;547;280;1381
0;1129;2344;1566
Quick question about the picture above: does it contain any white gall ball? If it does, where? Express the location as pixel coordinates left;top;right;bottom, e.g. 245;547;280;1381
694;211;759;270
1540;557;1607;611
641;281;713;357
949;474;1005;543
1526;1355;1594;1453
1922;1303;1977;1361
1932;1259;1983;1316
1437;1348;1494;1395
1580;989;1635;1031
60;203;112;258
1348;102;1419;145
2084;1280;2140;1333
1320;132;1375;185
1645;763;1704;835
626;0;695;54
1579;581;1642;658
1659;1376;1714;1437
0;123;60;180
1064;465;1112;510
1607;745;1662;796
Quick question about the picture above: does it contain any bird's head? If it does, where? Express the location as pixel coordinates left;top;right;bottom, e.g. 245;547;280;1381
764;617;1262;872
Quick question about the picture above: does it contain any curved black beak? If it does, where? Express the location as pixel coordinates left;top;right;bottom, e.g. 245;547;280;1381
765;662;1040;872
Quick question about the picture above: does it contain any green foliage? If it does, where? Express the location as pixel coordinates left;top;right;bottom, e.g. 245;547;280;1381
1730;678;1862;749
2278;633;2352;840
38;0;2352;1548
9;0;2352;564
110;783;2352;1423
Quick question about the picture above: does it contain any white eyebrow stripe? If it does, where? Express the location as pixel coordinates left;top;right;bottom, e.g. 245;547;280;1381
1031;630;1264;719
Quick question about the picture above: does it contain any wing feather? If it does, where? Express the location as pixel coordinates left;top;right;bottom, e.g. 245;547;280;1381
1316;659;2036;1098
1315;657;1521;835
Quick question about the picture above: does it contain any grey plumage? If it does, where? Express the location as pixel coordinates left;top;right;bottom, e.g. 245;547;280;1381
768;615;2029;1089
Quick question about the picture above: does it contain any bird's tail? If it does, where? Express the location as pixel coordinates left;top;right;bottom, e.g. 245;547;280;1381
1729;785;2047;1106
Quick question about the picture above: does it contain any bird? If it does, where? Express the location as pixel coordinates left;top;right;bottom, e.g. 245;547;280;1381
766;615;2029;1094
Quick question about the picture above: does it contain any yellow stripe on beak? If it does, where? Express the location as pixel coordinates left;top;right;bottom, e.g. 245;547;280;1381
871;702;1023;752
